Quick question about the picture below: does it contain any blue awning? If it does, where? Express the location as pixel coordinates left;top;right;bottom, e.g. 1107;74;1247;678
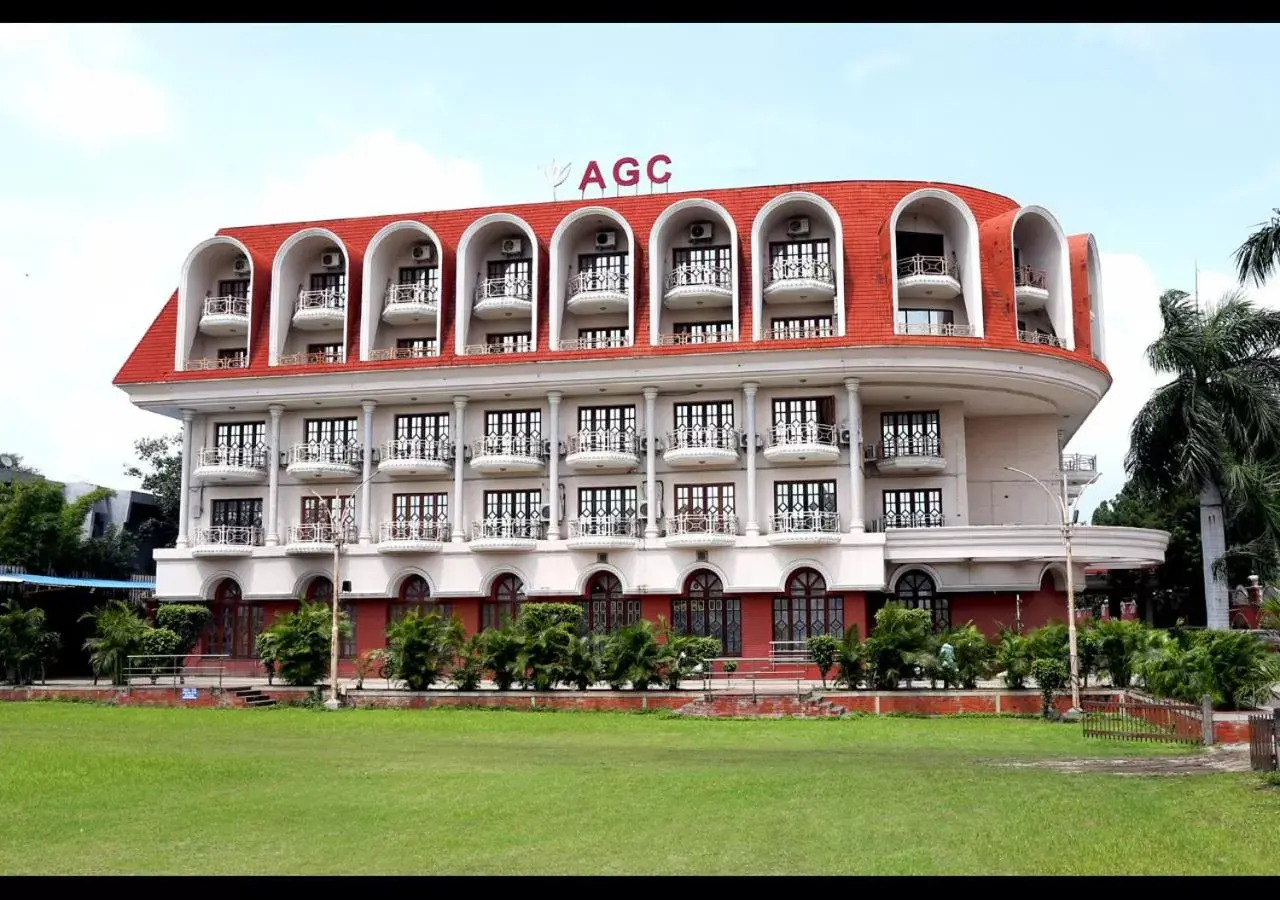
0;573;155;590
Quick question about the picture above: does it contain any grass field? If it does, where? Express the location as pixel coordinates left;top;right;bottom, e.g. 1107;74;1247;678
1;704;1277;875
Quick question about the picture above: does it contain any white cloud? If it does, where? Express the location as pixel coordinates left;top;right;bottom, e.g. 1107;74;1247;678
0;24;172;150
843;51;904;89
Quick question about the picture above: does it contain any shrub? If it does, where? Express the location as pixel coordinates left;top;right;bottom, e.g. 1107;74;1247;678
996;630;1032;689
1031;657;1069;718
602;620;663;690
0;599;57;685
34;631;60;684
262;601;351;687
480;625;523;690
935;622;994;689
1026;623;1069;668
450;636;484;691
806;634;839;688
385;609;463;691
153;604;212;656
80;600;149;686
517;603;585;633
863;603;932;689
515;603;586;690
136;627;183;684
255;631;280;684
1138;627;1280;710
835;625;865;688
662;633;721;690
559;633;603;691
1093;618;1149;688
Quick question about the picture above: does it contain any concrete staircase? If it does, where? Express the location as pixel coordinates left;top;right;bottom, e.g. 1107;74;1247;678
233;686;277;708
677;690;848;719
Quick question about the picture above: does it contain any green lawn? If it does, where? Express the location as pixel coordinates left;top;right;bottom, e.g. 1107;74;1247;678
1;704;1277;875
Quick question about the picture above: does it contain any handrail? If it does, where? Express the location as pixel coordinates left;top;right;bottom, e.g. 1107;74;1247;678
287;522;357;544
369;345;439;360
768;421;837;447
124;653;229;688
287;440;362;466
1061;453;1097;472
1016;329;1067;349
475;276;532;302
1014;265;1048;290
881;510;945;529
202;296;248;317
664;262;732;291
568;516;639;538
770;510;840;533
896;254;959;280
656;330;734;346
893;322;975;338
381;435;452;462
558;334;630;351
279;350;343;366
568;269;628;296
193;525;262;547
465;342;532;355
196;445;267;469
385;282;439;305
295;287;346;311
471;434;546;459
665;423;740;452
185;355;248;371
665;512;738;536
879;436;942;459
565;428;639;456
764;325;834;340
472;517;545;541
767;257;834;284
379;520;450;543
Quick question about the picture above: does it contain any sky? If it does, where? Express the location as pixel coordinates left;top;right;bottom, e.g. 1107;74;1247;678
2;22;1280;516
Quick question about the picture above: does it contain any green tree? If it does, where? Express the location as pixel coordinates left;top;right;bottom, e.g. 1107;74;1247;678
0;453;40;476
261;601;350;687
1234;208;1280;287
1126;288;1280;629
123;434;182;551
384;609;463;691
0;479;113;572
80;600;148;686
0;600;57;685
806;634;839;688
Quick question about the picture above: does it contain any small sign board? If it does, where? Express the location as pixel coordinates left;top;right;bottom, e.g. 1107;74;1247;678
181;687;198;701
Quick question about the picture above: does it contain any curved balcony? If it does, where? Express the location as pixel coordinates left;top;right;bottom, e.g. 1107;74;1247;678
872;438;946;476
764;324;834;341
558;333;629;351
662;263;733;310
473;277;533;320
564;428;640;472
378;436;453;478
566;516;639;550
893;322;976;338
762;257;837;305
896;254;960;300
199;296;249;336
285;441;361;480
1014;265;1050;308
662;425;740;468
292;288;346;330
381;282;439;326
469;434;546;474
369;344;438;361
1017;329;1067;349
766;511;842;546
377;520;448;554
469;517;543;553
284;522;355;555
663;512;738;549
656;330;734;346
192;445;268;484
185;354;249;371
1060;453;1098;486
763;422;840;464
190;526;261;558
566;270;628;315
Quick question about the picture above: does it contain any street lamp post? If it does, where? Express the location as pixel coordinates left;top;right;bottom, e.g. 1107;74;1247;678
1004;463;1102;715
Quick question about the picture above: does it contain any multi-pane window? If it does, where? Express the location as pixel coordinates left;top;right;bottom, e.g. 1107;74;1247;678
770;316;833;339
486;258;532;298
672;245;732;287
301;495;356;537
305;417;358;446
389;575;451;626
578;405;636;435
882;489;944;528
880;411;941;457
577;252;627;290
309;272;345;294
485;409;541;439
768;239;830;280
217;279;249;299
392;493;448;524
671;570;741;656
306;342;343;363
774;480;837;514
395;336;438;357
896;308;954;326
205;578;262;658
486;332;531;353
395;413;449;442
211;499;263;529
482;490;543;539
578;487;638;530
398;265;439;292
482;574;526;631
212;422;266;467
771;397;836;428
772;569;843;644
674;483;735;515
896;571;950;630
580;573;640;635
673;401;733;430
674;321;733;342
577;327;628;348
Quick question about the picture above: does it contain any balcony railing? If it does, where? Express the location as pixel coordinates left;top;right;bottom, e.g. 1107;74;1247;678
193;525;262;547
897;254;959;280
880;436;942;459
569;516;639;539
185;355;248;371
558;334;630;351
770;510;840;534
197;445;267;469
565;428;639;456
568;270;628;296
379;520;450;543
1061;453;1098;472
765;325;834;340
369;345;439;360
287;522;357;544
472;517;545;541
382;435;452;463
656;330;734;346
464;342;532;355
295;287;346;312
386;282;439;306
665;512;738;537
475;277;532;302
665;424;739;452
768;421;838;447
1017;329;1067;349
471;434;546;459
664;263;732;291
1014;266;1048;290
287;441;362;467
894;322;976;338
882;510;945;529
203;296;248;317
278;350;343;366
767;257;834;284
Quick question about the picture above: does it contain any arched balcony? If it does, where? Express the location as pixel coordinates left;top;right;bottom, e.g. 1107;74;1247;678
648;198;740;347
750;191;845;341
176;236;255;372
269;228;351;367
360;221;445;362
1012;207;1073;351
455;213;539;357
549;207;636;351
888;189;983;339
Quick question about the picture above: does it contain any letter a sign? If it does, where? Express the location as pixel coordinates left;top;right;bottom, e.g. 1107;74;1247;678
578;155;672;197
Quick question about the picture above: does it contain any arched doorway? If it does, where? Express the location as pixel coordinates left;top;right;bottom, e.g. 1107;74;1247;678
773;568;843;643
671;569;741;655
482;573;526;630
206;577;262;658
895;570;949;630
581;572;639;634
390;574;452;625
305;576;355;658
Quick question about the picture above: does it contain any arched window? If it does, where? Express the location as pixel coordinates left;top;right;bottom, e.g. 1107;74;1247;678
390;574;452;625
205;578;262;658
305;576;355;658
773;568;843;644
896;570;949;630
581;572;639;635
671;569;741;655
482;574;526;630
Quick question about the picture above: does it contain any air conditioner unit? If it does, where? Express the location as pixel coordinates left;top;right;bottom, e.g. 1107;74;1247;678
540;505;553;523
862;444;879;463
638;501;664;521
500;238;522;256
787;217;811;237
232;256;250;274
688;222;714;242
838;427;853;447
410;243;434;262
321;251;342;269
594;230;617;250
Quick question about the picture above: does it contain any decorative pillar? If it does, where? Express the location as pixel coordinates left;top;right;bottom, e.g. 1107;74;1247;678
265;404;284;546
359;400;376;544
546;391;562;540
644;387;659;539
176;409;194;549
743;382;759;537
452;396;468;542
845;378;865;533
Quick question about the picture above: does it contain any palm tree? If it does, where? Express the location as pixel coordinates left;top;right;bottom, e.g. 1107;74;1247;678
1127;288;1280;629
1235;209;1280;287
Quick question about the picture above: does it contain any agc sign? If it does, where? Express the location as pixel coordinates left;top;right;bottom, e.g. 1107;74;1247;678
578;154;672;195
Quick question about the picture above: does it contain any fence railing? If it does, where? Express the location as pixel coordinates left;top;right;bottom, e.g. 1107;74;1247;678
369;345;439;360
897;254;959;280
279;350;343;366
880;436;943;459
287;440;362;466
286;522;357;545
1061;453;1098;472
657;330;735;345
1017;329;1067;349
186;354;249;371
464;341;532;355
203;296;249;318
768;421;838;448
385;282;439;306
196;445;267;470
381;435;452;463
1014;265;1048;290
665;424;740;452
893;322;976;338
768;257;834;284
123;654;229;688
471;434;546;460
764;325;834;340
295;287;346;311
568;269;628;296
472;518;545;541
664;263;732;291
475;276;532;302
565;428;639;456
1081;692;1211;745
379;520;450;544
568;516;639;539
558;334;629;351
1248;711;1279;772
665;512;738;537
880;510;945;529
770;510;840;534
193;525;262;548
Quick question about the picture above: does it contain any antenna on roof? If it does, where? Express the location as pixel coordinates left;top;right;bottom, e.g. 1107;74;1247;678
0;455;13;469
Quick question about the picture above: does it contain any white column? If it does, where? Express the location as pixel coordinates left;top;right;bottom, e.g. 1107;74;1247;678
644;386;659;539
265;404;283;546
845;378;865;533
452;396;468;542
175;409;194;548
546;391;562;540
358;399;376;544
743;381;759;537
